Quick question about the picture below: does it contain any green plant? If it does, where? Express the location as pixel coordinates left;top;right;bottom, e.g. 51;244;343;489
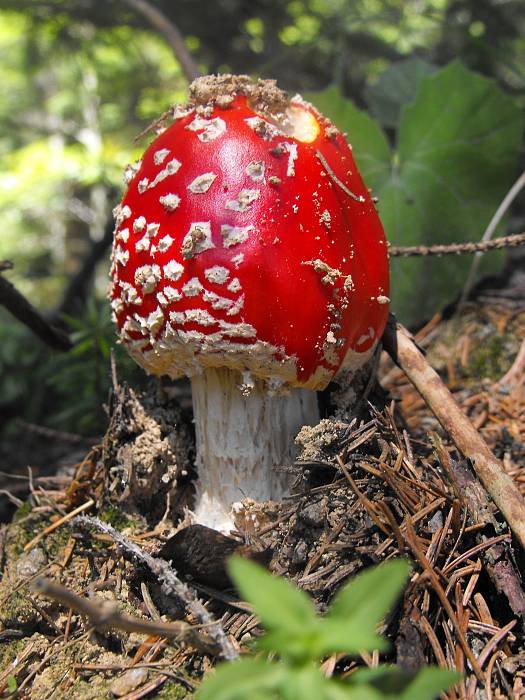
0;297;142;437
197;559;458;700
309;60;523;325
44;298;141;432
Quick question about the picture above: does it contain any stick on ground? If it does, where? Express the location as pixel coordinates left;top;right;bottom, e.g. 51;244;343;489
32;577;224;657
74;515;238;660
382;314;525;553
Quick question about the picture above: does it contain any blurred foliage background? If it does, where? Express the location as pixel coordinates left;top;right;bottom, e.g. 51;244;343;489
0;0;524;443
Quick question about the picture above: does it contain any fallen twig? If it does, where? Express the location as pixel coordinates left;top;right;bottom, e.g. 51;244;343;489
382;314;525;553
389;231;525;257
74;515;238;660
32;577;223;657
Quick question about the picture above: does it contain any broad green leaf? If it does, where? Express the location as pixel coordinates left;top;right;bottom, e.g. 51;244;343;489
364;59;437;129
228;558;318;634
349;665;415;692
307;86;391;181
257;629;323;662
328;560;410;627
346;665;459;698
257;625;383;662
196;658;285;700
280;666;383;700
280;665;332;700
309;63;523;324
310;618;388;656
398;667;460;700
325;678;385;700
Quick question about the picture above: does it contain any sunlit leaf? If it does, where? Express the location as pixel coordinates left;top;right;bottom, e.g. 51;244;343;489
228;558;318;634
328;560;410;624
196;658;285;700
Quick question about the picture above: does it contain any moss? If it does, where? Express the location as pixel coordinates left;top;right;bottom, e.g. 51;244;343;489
13;500;33;521
156;681;191;699
8;509;48;555
0;637;26;674
44;528;71;559
467;334;512;381
99;505;134;530
0;588;40;631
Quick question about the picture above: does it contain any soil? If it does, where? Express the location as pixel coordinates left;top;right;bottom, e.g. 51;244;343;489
1;291;525;698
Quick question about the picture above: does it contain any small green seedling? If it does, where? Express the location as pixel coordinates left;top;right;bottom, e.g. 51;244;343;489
197;558;458;700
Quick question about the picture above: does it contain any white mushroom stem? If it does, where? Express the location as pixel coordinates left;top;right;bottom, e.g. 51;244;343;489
191;367;319;532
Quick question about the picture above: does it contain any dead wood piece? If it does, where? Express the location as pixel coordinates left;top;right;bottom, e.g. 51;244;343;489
158;524;272;590
382;315;525;554
395;606;427;673
449;458;525;619
0;273;72;351
32;577;222;657
74;515;238;660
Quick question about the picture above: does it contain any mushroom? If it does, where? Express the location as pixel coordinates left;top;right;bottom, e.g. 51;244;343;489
109;75;390;532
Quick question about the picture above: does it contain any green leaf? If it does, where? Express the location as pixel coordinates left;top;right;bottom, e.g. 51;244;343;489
328;560;410;627
309;619;388;657
196;658;285;700
325;678;384;700
307;86;391;181
348;665;414;692
280;666;384;700
308;62;523;325
398;667;460;700
7;676;17;693
364;58;437;129
346;665;459;699
228;558;318;635
279;665;331;700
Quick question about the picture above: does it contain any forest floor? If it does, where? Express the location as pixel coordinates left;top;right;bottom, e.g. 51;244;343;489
1;280;525;698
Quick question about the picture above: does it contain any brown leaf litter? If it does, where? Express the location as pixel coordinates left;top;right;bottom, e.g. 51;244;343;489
1;299;525;698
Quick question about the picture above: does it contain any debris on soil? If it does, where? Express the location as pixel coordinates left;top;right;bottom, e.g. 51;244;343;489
1;298;525;698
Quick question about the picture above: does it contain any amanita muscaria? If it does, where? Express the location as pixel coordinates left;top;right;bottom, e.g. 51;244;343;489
110;75;389;532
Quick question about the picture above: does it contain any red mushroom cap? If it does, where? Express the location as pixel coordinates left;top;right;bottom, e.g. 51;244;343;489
110;76;389;391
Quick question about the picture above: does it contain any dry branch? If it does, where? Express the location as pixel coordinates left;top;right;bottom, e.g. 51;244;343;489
32;577;224;656
121;0;201;81
389;231;525;257
0;270;72;351
382;314;525;552
74;515;238;660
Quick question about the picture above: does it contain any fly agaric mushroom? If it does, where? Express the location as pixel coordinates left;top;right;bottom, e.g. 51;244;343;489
109;75;389;532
